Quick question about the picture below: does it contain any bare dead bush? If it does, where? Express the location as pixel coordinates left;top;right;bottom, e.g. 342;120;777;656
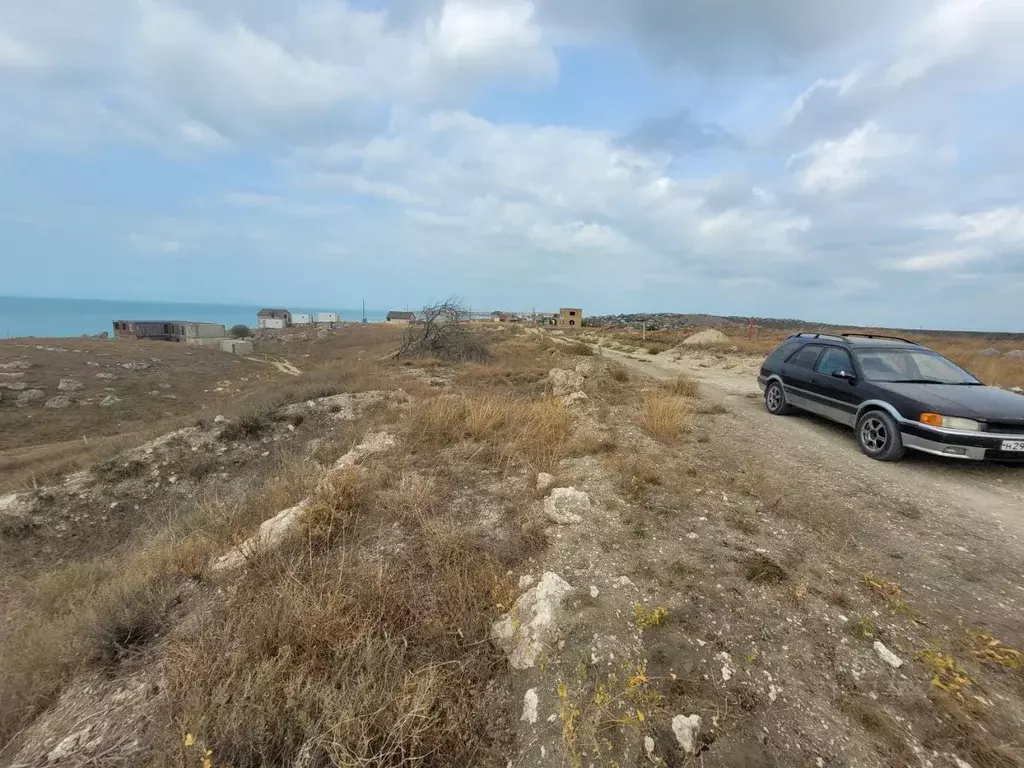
398;298;490;363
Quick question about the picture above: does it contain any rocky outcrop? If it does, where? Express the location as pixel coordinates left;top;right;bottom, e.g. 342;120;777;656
16;389;45;406
491;572;575;669
562;391;589;407
543;487;592;525
548;368;584;397
211;432;397;573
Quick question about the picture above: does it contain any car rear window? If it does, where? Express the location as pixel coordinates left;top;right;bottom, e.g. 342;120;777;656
764;341;800;368
787;344;825;369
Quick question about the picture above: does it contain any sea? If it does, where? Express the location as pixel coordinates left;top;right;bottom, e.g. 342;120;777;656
0;296;389;339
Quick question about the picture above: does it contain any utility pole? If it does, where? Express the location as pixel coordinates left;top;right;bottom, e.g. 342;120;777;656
642;322;646;341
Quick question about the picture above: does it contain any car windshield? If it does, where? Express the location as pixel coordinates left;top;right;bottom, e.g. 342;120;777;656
853;349;981;385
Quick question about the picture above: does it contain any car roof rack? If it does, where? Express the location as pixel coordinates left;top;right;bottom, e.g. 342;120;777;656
840;332;920;345
785;332;846;342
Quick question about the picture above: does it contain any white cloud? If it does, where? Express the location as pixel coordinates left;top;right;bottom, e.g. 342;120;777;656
894;249;985;272
422;0;557;86
885;0;1024;88
0;0;559;145
920;207;1024;244
783;71;862;126
0;28;39;66
789;122;915;194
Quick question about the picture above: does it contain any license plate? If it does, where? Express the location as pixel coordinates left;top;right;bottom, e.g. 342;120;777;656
1001;440;1024;452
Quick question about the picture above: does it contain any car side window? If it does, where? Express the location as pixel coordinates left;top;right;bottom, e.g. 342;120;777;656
815;347;854;376
787;344;825;369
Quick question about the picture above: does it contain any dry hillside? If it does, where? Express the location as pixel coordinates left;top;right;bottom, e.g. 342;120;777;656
1;324;1022;768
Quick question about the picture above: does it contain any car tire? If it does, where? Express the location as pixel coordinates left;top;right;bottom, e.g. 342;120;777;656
856;410;906;461
764;381;792;416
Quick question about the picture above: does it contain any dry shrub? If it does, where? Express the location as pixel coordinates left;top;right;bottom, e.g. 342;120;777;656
564;341;594;357
397;299;490;363
661;375;700;397
608;364;630;382
0;543;199;744
638;393;693;440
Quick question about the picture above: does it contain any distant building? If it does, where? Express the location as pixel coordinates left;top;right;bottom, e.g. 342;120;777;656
314;312;340;324
386;311;416;324
257;308;291;330
291;313;313;325
557;308;583;328
112;320;226;345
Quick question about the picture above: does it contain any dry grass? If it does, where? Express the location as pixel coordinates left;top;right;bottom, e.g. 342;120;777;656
154;447;518;767
405;393;571;470
638;393;693;441
660;375;700;398
0;452;325;746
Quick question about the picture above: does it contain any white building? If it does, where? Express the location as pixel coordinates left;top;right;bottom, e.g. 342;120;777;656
314;312;340;324
257;308;291;329
291;313;313;325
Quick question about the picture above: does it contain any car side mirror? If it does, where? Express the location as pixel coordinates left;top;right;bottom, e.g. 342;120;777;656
832;369;857;383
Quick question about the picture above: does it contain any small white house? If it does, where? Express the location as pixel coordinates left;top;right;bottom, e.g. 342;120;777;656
314;312;340;324
257;308;291;329
291;313;313;325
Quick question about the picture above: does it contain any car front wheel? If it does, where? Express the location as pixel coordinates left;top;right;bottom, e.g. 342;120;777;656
764;381;792;415
856;410;906;461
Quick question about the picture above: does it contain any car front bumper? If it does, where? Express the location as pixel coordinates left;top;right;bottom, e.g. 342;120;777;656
900;422;1024;461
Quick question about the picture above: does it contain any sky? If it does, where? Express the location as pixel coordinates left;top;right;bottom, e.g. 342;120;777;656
1;0;1023;330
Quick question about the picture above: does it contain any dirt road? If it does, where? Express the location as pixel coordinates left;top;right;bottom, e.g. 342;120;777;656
607;347;1024;540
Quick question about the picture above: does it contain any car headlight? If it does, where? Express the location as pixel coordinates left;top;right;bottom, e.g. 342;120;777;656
920;413;981;431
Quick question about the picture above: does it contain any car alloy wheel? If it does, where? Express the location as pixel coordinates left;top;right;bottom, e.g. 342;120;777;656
860;416;888;453
764;382;790;415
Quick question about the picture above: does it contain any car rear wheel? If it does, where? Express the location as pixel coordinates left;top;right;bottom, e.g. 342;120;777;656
764;381;792;415
856;410;906;461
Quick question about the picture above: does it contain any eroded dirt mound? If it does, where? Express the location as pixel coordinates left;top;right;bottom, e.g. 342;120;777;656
682;328;729;346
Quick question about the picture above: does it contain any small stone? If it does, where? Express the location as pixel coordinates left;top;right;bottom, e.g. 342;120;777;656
873;641;904;669
615;576;634;587
716;651;734;681
687;532;699;540
95;372;116;380
590;585;600;598
45;396;72;409
521;688;539;724
518;574;536;590
644;736;656;756
58;378;84;392
99;394;122;407
672;714;702;755
543;486;592;525
214;415;228;424
536;472;555;492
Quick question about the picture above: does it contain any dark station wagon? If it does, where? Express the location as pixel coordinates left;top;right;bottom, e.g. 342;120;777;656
757;333;1024;462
